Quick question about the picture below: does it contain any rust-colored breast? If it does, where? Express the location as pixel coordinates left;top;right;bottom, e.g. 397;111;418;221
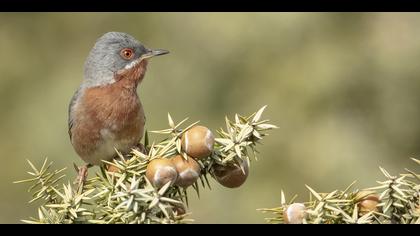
70;78;145;165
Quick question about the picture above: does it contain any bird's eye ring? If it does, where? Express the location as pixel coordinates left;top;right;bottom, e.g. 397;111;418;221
120;48;134;60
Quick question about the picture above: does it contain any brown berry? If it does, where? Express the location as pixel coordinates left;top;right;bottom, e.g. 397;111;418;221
173;205;187;216
145;158;178;188
212;160;249;188
181;125;215;159
283;203;306;224
355;190;380;214
171;155;201;188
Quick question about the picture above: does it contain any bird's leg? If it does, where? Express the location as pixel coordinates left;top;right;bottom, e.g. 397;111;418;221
73;163;93;191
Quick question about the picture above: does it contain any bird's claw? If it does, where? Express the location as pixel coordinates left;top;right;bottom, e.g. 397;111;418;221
134;143;148;155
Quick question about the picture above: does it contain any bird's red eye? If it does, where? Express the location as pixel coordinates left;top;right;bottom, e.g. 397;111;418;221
120;48;134;60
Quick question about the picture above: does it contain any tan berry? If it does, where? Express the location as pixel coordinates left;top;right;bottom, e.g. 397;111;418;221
355;190;380;214
212;160;249;188
145;158;178;188
171;155;201;188
283;203;306;224
106;164;121;173
181;125;215;159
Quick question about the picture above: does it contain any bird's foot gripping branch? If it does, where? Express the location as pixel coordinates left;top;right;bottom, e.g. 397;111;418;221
258;158;420;224
15;106;277;224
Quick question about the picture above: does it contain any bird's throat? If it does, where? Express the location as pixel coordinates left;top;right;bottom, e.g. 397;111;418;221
115;59;148;89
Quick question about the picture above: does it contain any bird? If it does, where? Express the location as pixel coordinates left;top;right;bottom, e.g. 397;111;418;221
68;32;169;183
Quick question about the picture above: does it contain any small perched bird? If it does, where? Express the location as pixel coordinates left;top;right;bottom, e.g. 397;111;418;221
68;32;168;182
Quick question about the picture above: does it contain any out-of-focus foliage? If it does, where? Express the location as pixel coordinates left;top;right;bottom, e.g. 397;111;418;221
2;13;420;223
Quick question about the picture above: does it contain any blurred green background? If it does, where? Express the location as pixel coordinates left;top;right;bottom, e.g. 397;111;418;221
1;13;420;223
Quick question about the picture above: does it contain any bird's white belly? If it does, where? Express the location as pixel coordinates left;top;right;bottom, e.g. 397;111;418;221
88;128;136;165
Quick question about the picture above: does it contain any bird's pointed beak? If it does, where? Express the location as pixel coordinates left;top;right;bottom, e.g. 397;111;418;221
124;49;169;70
141;49;169;60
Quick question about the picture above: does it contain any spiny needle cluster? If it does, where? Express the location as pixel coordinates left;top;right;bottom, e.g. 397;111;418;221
15;106;277;224
259;158;420;224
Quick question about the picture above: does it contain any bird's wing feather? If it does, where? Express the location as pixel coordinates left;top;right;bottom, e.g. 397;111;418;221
68;86;82;141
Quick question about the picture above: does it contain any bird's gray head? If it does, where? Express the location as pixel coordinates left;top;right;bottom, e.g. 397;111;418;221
83;32;169;88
